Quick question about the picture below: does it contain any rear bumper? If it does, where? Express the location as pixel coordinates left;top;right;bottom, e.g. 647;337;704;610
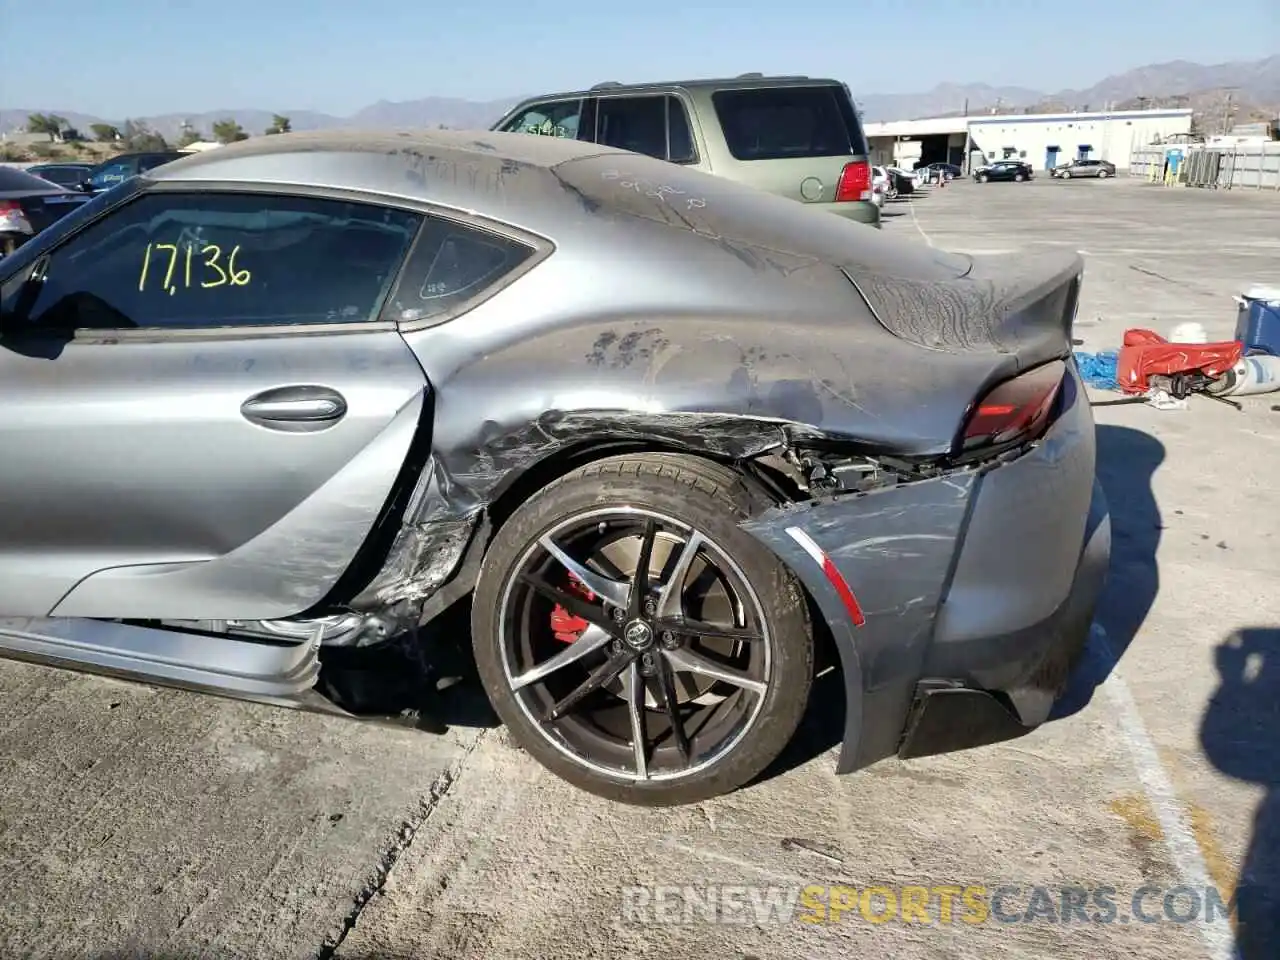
820;200;882;227
743;363;1109;772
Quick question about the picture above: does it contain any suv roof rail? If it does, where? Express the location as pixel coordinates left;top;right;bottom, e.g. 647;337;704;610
591;81;623;90
736;72;764;78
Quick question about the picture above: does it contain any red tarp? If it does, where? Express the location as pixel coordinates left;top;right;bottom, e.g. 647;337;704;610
1115;329;1243;395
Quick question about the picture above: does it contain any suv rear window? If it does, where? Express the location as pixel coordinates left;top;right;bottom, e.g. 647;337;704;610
712;85;867;161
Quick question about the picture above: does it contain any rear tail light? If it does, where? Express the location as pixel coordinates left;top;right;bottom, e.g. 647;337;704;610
961;360;1066;451
0;199;33;237
835;161;872;202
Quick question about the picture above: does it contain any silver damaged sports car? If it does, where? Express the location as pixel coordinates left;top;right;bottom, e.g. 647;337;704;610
0;130;1110;805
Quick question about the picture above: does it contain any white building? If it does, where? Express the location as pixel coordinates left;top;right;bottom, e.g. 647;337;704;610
864;108;1194;173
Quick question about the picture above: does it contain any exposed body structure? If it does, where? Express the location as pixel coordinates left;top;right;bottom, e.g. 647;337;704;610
0;131;1109;804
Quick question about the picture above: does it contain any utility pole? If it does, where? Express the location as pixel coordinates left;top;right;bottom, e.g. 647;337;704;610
1221;89;1235;135
963;97;969;117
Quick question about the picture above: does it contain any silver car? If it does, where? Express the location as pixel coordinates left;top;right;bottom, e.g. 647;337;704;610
0;131;1108;805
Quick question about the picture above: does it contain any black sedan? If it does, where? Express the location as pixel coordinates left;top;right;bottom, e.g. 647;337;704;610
975;161;1034;183
0;166;92;255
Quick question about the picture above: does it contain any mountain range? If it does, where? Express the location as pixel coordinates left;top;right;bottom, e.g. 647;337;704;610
2;56;1276;140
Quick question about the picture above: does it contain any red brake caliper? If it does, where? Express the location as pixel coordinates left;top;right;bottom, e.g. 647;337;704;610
550;572;597;644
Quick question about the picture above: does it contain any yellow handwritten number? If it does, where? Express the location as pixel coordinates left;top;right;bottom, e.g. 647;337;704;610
228;245;250;286
154;243;179;293
138;240;252;292
201;244;227;287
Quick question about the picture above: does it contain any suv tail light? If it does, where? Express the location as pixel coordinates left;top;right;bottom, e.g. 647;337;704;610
835;161;872;202
961;361;1066;451
0;199;33;238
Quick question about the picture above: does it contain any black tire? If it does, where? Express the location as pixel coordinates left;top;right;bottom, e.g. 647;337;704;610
472;453;814;805
1097;169;1109;179
1014;173;1025;182
978;173;989;183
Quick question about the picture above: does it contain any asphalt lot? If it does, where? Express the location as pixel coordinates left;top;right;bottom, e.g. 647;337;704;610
2;174;1279;960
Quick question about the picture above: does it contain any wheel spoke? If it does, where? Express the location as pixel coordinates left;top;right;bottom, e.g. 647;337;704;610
510;624;612;691
654;531;704;619
627;519;658;619
538;534;629;607
545;647;634;722
653;652;691;767
518;572;617;634
662;647;767;696
622;660;649;779
654;616;764;644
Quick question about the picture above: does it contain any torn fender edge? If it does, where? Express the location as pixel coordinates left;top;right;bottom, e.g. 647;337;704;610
741;470;976;773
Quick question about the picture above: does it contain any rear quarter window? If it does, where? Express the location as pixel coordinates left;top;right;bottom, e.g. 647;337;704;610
712;85;867;161
386;217;537;326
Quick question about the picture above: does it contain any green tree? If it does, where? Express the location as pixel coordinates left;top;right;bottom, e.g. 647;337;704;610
264;114;291;135
90;123;120;142
176;127;204;148
212;118;249;144
121;119;169;152
26;113;68;141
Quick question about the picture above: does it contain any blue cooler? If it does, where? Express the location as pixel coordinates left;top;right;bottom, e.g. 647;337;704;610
1235;291;1280;356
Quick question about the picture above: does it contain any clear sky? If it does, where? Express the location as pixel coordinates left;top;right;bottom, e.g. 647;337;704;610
1;0;1276;118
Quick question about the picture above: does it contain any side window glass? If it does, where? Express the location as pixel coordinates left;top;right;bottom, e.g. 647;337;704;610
386;217;535;325
667;97;697;164
597;96;668;159
19;192;422;332
502;100;583;139
89;161;132;190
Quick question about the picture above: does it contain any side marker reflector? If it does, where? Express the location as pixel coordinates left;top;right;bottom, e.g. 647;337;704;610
784;526;867;627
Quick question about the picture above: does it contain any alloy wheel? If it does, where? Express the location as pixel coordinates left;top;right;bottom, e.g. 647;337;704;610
497;508;772;783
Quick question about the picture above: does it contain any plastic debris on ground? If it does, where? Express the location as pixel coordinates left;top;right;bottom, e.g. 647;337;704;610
1073;350;1119;390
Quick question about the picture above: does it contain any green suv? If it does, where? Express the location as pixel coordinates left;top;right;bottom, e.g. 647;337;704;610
492;74;881;227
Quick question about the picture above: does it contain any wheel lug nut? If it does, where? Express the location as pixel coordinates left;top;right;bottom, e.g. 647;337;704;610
643;599;656;615
612;607;626;623
661;631;677;649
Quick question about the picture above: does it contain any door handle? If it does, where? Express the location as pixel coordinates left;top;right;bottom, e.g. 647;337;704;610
241;385;348;431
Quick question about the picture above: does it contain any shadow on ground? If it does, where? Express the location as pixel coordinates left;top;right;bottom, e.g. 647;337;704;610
318;597;499;732
1201;625;1280;958
1052;423;1164;719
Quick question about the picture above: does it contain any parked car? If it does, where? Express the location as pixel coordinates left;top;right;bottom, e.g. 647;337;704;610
975;160;1035;183
1055;158;1116;179
916;162;962;182
25;162;95;190
872;165;890;205
493;74;882;228
886;167;916;195
78;151;188;194
0;166;93;255
0;131;1108;805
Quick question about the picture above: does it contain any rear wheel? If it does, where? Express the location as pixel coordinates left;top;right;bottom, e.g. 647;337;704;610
472;453;814;805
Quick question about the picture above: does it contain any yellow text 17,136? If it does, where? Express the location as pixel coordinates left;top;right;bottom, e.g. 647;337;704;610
138;241;251;295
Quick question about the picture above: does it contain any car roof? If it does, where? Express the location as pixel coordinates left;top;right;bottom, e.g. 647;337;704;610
143;128;633;233
509;75;843;103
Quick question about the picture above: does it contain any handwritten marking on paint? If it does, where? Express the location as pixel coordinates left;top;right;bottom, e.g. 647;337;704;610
601;170;707;210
